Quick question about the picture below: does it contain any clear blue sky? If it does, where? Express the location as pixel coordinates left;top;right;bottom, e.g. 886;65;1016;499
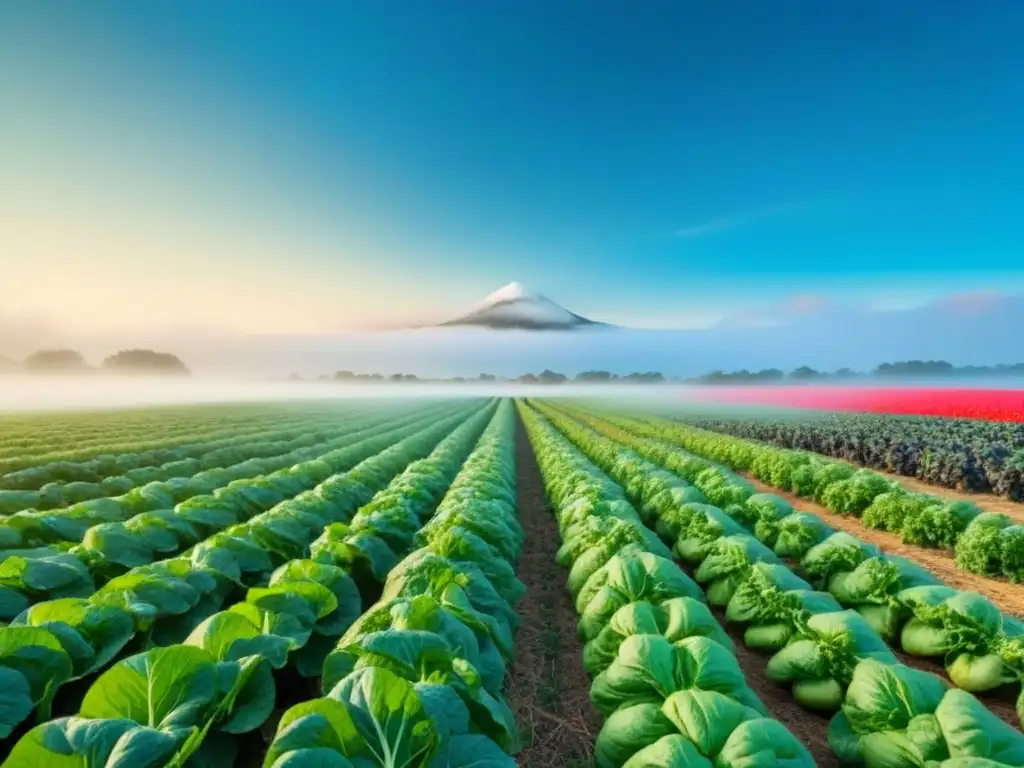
2;1;1023;332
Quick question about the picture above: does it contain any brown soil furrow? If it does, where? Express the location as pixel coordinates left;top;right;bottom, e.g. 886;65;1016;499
508;412;600;768
739;472;1024;618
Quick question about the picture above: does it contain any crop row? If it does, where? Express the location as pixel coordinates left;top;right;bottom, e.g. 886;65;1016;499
590;406;1024;586
669;407;1024;500
0;403;328;457
0;402;416;492
0;418;376;513
0;403;373;475
548;403;1024;699
528;400;1024;768
0;401;503;764
0;400;474;623
519;401;818;767
262;398;524;767
0;403;456;524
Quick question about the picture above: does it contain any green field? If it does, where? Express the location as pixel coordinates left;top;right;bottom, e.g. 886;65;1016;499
0;397;1021;768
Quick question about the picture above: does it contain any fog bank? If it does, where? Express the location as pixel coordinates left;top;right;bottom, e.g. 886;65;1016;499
0;374;691;413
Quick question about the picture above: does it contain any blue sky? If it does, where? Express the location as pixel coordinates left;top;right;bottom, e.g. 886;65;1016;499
2;1;1024;334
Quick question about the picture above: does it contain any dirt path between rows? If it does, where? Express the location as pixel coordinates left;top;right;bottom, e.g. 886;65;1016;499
738;472;1024;618
508;412;600;768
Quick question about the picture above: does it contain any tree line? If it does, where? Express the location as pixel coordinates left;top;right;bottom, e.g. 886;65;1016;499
692;360;1024;385
309;370;669;384
317;360;1024;386
0;349;190;375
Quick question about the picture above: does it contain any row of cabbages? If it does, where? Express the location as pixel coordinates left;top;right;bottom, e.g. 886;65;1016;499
597;409;1024;585
0;401;456;550
520;401;816;768
0;415;374;515
263;398;524;767
560;405;1024;707
0;402;465;621
0;404;371;489
535;401;1024;768
0;402;490;753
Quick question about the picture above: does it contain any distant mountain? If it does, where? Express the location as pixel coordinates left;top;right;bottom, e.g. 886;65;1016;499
440;282;611;331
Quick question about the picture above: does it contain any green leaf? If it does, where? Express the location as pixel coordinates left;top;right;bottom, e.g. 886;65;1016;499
185;611;294;669
264;697;366;767
0;625;73;734
328;667;439;767
0;666;33;740
3;716;191;768
80;645;218;729
427;735;516;768
215;656;276;734
19;598;136;678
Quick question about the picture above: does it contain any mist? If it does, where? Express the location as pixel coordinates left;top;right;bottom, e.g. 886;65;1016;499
0;374;701;413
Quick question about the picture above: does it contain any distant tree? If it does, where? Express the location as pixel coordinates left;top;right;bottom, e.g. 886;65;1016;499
334;370;356;380
789;366;822;380
874;360;954;377
102;349;189;375
478;373;496;381
537;369;568;384
575;370;614;382
287;373;305;381
389;373;405;382
623;371;666;383
23;349;89;372
517;373;539;384
832;367;858;379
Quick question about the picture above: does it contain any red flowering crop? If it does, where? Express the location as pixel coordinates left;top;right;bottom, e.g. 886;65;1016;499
692;386;1024;423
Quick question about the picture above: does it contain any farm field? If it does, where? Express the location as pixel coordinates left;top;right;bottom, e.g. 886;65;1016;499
2;395;1024;768
653;405;1024;502
692;385;1024;423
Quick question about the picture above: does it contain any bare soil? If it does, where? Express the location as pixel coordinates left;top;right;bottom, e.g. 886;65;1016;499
508;412;600;768
739;472;1024;619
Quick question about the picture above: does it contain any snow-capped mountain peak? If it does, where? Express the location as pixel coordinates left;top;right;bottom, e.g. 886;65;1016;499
441;282;611;331
475;281;536;309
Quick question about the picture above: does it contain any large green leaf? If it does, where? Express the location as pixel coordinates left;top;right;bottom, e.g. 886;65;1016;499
327;667;439;767
263;697;365;767
3;716;191;768
80;645;218;730
0;625;73;735
270;560;362;637
427;734;516;768
215;656;276;734
18;598;135;678
185;610;294;669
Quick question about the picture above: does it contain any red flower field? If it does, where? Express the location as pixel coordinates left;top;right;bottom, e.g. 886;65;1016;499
693;386;1024;423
